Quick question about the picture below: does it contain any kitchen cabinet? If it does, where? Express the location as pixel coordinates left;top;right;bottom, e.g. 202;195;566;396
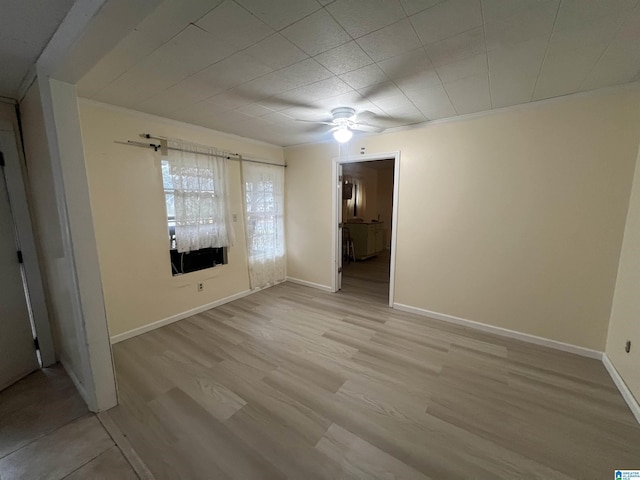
346;222;384;260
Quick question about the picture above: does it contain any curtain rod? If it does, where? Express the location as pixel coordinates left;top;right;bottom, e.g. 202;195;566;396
142;133;286;168
113;135;286;168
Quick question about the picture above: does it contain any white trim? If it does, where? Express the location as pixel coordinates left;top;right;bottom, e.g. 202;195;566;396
285;276;333;292
393;303;603;360
332;151;400;307
602;354;640;425
110;289;252;344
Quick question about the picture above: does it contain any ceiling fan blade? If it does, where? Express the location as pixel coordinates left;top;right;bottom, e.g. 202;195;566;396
295;118;335;126
351;123;384;133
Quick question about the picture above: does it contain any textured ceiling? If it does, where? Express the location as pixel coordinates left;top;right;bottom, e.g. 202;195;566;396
77;0;640;146
0;0;76;99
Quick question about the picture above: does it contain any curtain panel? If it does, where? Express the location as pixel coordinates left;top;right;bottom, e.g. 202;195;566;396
242;161;285;289
167;139;235;253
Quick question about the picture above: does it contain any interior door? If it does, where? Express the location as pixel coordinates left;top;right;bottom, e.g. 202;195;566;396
0;160;39;391
337;163;343;291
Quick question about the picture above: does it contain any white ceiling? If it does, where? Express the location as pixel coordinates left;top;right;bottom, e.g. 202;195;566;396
0;0;76;98
77;0;640;146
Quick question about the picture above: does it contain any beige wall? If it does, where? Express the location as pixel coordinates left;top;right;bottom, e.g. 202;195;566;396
285;89;640;350
607;146;640;402
78;101;284;338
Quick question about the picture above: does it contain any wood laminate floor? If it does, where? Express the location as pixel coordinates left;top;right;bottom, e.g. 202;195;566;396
108;279;640;480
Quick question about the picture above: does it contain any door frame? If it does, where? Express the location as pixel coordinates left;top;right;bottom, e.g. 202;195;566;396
0;123;56;366
331;151;400;307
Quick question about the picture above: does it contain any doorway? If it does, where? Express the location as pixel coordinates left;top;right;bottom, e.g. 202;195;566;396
0;147;40;390
332;152;400;307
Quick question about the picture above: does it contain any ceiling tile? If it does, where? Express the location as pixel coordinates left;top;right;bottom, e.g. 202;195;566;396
550;12;625;51
444;72;491;114
371;93;416;111
241;58;333;97
377;48;434;79
554;0;637;31
196;51;273;90
311;90;372;112
357;19;423;62
205;88;258;111
358;81;404;101
244;33;309;70
395;69;442;92
339;64;391;90
410;0;483;45
533;43;607;100
314;41;373;75
235;0;321;30
489;69;538;108
235;103;276;117
487;35;548;75
484;1;557;50
580;12;640;90
400;0;446;16
425;26;486;67
285;77;354;103
281;9;351;55
196;0;274;50
379;104;427;124
326;0;406;38
404;84;457;119
436;52;487;83
134;80;223;117
93;51;192;107
154;25;239;76
481;0;558;23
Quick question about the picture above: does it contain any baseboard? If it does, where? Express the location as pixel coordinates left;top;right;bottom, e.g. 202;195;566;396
285;276;333;292
392;303;603;360
110;289;252;344
602;354;640;424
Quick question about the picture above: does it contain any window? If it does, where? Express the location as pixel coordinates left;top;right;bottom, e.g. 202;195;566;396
161;138;234;275
243;162;285;288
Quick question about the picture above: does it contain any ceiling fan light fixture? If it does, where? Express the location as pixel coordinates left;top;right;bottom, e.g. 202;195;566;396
333;126;353;143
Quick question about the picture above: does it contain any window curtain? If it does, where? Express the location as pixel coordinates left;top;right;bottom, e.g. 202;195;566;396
242;161;285;289
167;138;235;253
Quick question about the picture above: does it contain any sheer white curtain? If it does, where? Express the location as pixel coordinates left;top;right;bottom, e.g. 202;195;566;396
167;138;234;253
243;161;285;289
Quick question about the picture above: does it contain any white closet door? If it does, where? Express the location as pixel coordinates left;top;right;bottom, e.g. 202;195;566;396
0;162;38;391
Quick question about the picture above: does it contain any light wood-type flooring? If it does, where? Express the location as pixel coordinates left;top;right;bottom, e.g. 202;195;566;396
107;260;640;479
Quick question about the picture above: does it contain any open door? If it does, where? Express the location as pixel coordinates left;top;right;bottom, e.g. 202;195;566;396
0;157;39;391
336;163;343;291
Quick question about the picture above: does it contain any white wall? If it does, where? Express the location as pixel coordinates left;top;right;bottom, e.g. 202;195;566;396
21;78;117;411
285;89;640;351
78;101;284;339
607;145;640;403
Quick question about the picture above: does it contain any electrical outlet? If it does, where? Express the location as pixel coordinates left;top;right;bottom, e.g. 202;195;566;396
197;283;204;292
232;213;237;222
625;340;631;353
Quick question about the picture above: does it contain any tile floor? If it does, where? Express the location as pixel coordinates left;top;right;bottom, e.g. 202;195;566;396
0;365;140;480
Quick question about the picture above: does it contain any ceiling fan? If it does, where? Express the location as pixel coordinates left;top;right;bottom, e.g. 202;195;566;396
297;107;384;143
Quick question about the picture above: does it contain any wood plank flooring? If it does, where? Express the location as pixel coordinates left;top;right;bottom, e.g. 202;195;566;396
108;275;640;479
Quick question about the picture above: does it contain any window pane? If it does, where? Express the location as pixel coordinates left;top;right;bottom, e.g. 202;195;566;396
161;160;173;190
165;193;175;219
